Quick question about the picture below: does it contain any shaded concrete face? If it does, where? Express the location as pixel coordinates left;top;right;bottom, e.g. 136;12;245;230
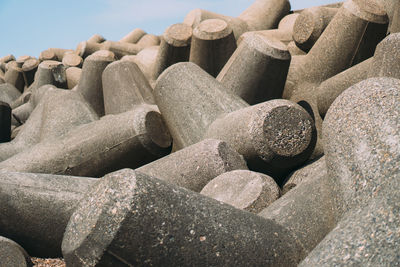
200;170;280;213
0;172;96;258
189;19;237;77
0;236;32;267
102;60;155;115
62;169;303;266
0;101;11;143
217;32;291;104
152;23;192;80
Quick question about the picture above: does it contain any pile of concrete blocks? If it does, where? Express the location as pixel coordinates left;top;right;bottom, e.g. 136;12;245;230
0;0;399;266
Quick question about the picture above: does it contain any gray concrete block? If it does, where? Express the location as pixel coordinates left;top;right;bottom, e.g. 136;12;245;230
102;60;155;115
0;236;32;267
76;50;115;117
200;170;280;213
138;139;247;192
0;172;96;257
217;32;291;104
189;19;237;77
62;169;303;266
0;104;171;177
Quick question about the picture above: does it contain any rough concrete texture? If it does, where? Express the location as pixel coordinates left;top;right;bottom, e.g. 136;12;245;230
317;57;372;117
62;52;83;68
369;32;400;79
65;66;81;89
0;104;171;177
0;172;96;257
200;170;280;213
204;99;317;182
76;50;115;117
217;32;291;104
136;34;161;48
137;139;247;192
154;62;248;150
102;60;155;115
190;19;237;77
388;0;399;34
292;7;338;52
21;58;39;87
87;34;106;44
259;172;340;263
62;169;303;266
4;64;24;92
0;236;32;267
0;101;11;143
0;87;98;162
152;23;192;80
282;156;326;194
300;178;400;266
323;77;400;214
0;83;21;105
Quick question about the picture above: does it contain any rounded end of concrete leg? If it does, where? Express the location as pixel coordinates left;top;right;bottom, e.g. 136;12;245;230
62;53;83;68
293;8;324;51
88;50;115;62
164;23;193;47
21;58;39;72
62;169;138;266
201;170;280;213
345;0;388;24
242;32;290;60
250;100;316;168
144;110;172;149
193;19;233;40
0;236;32;267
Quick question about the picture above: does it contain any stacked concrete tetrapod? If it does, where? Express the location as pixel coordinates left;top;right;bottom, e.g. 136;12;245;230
301;77;400;265
62;169;303;266
284;0;388;158
0;140;246;257
0;236;32;267
155;62;316;183
184;0;290;39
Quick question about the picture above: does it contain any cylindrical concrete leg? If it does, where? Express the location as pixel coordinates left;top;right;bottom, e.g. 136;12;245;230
369;32;400;79
5;65;25;93
0;236;32;266
189;19;237;77
0;172;96;257
217;32;291;104
21;58;39;87
76;50;115;117
87;34;106;44
66;67;82;89
62;169;304;266
152;23;192;80
120;28;146;43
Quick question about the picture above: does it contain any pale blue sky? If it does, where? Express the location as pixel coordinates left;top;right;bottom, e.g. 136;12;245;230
0;0;338;58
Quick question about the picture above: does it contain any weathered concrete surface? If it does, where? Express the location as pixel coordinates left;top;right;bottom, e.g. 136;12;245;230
62;169;303;266
0;236;32;267
137;139;247;192
0;105;171;177
200;170;280;213
0;172;96;257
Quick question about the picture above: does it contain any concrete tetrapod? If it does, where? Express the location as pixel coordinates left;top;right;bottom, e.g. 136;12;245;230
76;50;115;117
217;32;291;104
369;32;400;79
189;19;236;77
102;60;155;115
0;236;32;267
152;23;192;81
292;6;338;52
300;77;400;265
0;83;21;105
0;172;97;257
0;104;172;177
119;28;146;44
200;170;280;213
0;87;98;162
155;62;316;182
137;139;248;192
62;169;303;266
